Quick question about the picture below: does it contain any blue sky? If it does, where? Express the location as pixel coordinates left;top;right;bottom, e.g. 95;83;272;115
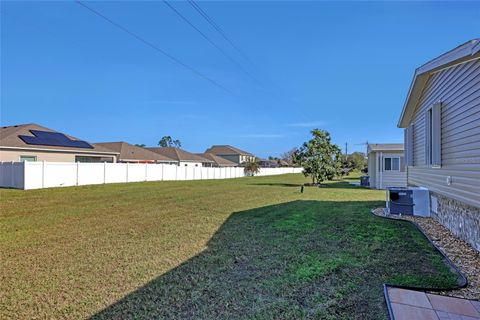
1;1;479;157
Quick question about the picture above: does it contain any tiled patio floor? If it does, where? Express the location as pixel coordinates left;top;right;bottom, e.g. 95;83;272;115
386;287;480;320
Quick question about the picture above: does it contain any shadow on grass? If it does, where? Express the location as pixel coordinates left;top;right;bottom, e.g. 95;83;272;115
248;183;303;187
91;200;462;320
342;176;363;181
249;181;369;190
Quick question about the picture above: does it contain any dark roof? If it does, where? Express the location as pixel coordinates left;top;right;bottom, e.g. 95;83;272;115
258;159;280;167
94;142;175;162
204;145;254;156
367;143;404;153
147;147;213;163
0;123;118;154
398;39;480;128
196;153;238;167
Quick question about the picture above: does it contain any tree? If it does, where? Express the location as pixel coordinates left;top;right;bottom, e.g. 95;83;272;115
158;136;181;148
243;160;260;176
134;143;146;148
346;152;367;171
293;129;343;184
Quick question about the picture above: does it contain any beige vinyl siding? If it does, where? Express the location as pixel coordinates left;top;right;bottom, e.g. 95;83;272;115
368;151;406;189
368;153;377;188
0;148;117;163
407;58;480;208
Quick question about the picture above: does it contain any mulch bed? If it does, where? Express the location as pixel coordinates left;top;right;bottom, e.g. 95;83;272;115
373;208;480;300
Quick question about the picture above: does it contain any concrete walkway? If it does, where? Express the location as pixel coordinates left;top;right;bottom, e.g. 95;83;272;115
386;287;480;320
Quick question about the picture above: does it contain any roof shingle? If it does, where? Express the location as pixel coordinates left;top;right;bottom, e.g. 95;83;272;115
196;153;238;167
0;123;117;154
94;142;175;162
204;145;253;156
147;147;213;163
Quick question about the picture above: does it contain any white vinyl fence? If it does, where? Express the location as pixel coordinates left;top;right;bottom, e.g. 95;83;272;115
0;161;303;190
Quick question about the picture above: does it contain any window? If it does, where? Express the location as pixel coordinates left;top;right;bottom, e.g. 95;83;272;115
384;157;400;171
20;155;37;162
425;103;442;167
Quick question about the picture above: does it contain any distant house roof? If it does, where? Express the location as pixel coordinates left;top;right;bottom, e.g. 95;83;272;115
147;147;213;163
94;142;175;162
258;159;280;168
196;153;238;167
398;39;480;128
204;145;254;156
0;123;118;155
367;143;404;153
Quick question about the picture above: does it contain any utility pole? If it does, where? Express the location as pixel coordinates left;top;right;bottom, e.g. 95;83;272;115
345;142;348;156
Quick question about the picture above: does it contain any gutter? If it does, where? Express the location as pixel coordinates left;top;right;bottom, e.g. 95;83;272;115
0;146;119;155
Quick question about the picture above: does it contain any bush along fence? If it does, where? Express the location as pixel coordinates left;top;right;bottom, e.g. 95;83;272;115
0;161;304;190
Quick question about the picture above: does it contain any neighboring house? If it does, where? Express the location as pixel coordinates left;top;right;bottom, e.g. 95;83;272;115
204;145;255;164
398;39;480;250
367;143;407;189
278;159;290;167
147;147;213;167
195;153;238;167
0;123;118;162
94;142;177;164
259;159;280;168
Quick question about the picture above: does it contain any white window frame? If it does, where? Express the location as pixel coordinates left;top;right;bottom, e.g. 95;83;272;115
384;156;400;172
425;102;442;168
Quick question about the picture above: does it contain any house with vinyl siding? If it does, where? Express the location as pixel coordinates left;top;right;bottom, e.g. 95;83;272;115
0;123;118;163
204;145;255;164
398;39;480;251
367;143;407;189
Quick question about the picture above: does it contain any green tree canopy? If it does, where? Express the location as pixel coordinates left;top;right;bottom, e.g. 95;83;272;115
346;152;367;171
158;136;182;148
293;129;343;184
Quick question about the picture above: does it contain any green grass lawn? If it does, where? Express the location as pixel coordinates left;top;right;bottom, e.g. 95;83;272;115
0;173;461;319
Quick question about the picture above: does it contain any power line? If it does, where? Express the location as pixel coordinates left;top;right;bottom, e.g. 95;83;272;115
185;0;313;123
75;0;231;93
162;0;260;85
187;0;252;64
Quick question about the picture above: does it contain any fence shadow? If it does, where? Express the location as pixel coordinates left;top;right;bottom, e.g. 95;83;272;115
90;200;462;320
249;180;367;190
248;182;303;187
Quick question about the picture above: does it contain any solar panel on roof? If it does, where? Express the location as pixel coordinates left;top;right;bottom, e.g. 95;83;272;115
19;130;94;149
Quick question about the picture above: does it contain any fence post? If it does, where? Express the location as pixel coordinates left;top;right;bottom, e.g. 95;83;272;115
104;162;107;184
42;160;45;188
145;163;148;182
175;165;178;181
76;162;79;186
19;161;24;190
161;164;164;181
126;162;129;182
10;161;14;187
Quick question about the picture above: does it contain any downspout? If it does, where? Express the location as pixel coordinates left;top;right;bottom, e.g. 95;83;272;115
379;152;383;189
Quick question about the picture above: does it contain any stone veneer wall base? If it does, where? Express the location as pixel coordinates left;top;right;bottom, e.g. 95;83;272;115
430;191;480;252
